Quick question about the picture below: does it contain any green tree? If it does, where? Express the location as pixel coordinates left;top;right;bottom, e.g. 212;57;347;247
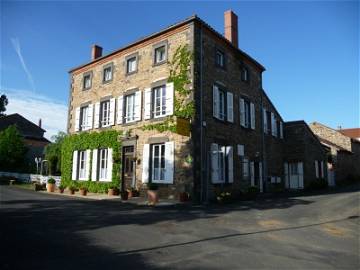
45;131;66;175
0;125;27;171
0;94;9;117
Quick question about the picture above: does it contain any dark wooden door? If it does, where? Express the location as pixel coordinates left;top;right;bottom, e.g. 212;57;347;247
122;146;135;191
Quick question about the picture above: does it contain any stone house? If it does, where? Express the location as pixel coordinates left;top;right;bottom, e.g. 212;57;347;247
309;122;360;184
67;11;327;201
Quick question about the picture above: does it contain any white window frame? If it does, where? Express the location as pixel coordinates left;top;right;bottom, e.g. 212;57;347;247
83;74;92;89
152;85;167;118
218;89;226;121
78;150;87;180
80;106;89;131
151;143;166;183
100;100;111;127
154;45;166;64
125;93;136;123
126;57;137;74
99;148;108;181
103;66;113;82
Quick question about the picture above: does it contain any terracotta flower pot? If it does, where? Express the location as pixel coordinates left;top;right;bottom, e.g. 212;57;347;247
69;189;75;195
80;189;87;196
108;189;115;196
179;192;189;202
47;183;55;192
59;188;64;194
147;190;159;205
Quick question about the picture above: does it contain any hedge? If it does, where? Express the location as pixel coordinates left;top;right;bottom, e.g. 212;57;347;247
61;130;122;193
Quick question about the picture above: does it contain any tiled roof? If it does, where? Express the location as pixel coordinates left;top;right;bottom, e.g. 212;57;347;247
338;128;360;139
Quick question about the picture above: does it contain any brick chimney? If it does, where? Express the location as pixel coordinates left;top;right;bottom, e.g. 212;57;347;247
38;118;42;128
91;45;103;60
224;10;238;48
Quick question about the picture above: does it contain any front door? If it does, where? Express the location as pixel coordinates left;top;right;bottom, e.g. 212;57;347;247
122;146;135;191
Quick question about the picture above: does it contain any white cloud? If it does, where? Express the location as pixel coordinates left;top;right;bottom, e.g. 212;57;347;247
4;88;67;140
11;37;36;92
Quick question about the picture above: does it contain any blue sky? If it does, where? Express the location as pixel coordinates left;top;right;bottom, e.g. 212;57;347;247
1;0;359;139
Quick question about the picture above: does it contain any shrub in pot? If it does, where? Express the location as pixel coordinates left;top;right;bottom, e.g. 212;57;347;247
79;184;88;196
58;184;66;194
179;192;190;202
47;178;56;192
127;187;140;198
68;184;76;195
108;185;119;196
147;183;159;205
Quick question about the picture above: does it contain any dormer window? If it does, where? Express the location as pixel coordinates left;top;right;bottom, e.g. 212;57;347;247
241;67;249;82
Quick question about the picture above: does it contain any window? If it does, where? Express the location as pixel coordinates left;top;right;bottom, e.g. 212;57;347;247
244;100;250;128
125;94;136;123
211;144;233;184
78;151;87;180
218;89;226;120
152;85;166;118
243;158;249;180
126;56;137;74
216;50;225;68
241;67;249;82
80;106;89;131
290;163;298;175
154;45;166;64
213;85;230;121
266;111;272;134
103;65;113;82
100;100;110;127
99;148;108;180
83;73;92;90
151;144;165;182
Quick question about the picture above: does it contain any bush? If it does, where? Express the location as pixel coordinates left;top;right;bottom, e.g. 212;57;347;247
147;182;158;190
307;178;328;190
216;191;232;204
47;178;56;184
58;184;66;190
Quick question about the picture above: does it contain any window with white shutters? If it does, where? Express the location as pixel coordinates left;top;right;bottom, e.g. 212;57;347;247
125;94;136;123
226;92;234;123
100;100;111;127
240;98;252;129
152;85;167;118
78;150;87;180
211;143;233;184
80;106;89;131
99;148;108;181
148;142;174;184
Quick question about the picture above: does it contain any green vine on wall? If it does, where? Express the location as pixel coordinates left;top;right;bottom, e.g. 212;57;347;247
61;130;122;193
142;44;194;133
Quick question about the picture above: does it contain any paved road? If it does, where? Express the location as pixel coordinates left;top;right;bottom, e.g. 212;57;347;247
1;185;359;270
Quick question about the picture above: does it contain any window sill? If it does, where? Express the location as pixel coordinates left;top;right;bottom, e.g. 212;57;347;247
126;70;138;76
102;79;113;85
153;60;167;67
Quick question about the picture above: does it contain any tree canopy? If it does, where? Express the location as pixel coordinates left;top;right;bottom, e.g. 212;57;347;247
45;131;66;175
0;94;9;116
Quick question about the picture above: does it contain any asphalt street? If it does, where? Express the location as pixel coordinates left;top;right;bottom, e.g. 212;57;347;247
0;185;359;270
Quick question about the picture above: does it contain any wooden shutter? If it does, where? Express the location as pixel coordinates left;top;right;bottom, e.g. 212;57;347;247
263;108;268;134
117;96;124;124
271;112;275;136
165;82;174;116
243;158;249;179
109;98;115;126
226;92;234;123
284;162;289;189
94;102;100;128
106;148;113;182
72;150;78;180
91;149;98;181
227;146;233;183
274;118;278;137
259;162;263;192
75;107;80;132
320;161;324;178
237;144;244;156
142;144;150;183
213;85;219;119
87;104;94;130
144;88;152;120
298;162;304;189
250;161;255;186
211;143;220;183
85;150;91;180
315;160;319;178
240;98;245;127
250;102;255;130
164;141;174;184
134;90;142;121
280;121;284;139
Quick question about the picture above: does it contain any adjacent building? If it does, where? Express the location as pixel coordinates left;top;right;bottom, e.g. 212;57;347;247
67;11;328;201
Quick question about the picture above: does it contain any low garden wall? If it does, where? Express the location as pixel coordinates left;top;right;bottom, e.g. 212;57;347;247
0;171;61;186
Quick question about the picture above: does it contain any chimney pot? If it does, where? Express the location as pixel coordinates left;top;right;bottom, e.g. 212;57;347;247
224;10;238;48
38;118;42;128
91;45;103;60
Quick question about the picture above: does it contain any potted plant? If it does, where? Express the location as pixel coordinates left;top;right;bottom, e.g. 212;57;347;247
58;184;66;194
79;184;88;196
179;192;190;202
108;185;119;196
120;190;129;200
47;178;56;192
147;183;159;205
127;187;140;198
68;184;76;195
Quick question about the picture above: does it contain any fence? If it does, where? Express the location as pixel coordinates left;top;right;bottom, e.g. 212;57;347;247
0;171;61;186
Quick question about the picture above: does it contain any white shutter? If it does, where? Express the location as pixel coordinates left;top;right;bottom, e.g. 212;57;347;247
237;144;244;156
240;98;245;127
250;102;255;130
227;146;233;183
72;150;78;180
164;141;174;184
106;148;113;182
259;162;263;192
263;108;268;134
298;162;304;189
144;88;152;120
211;143;220;183
117;96;124;124
87;104;94;130
85;150;91;180
213;85;219;119
109;98;115;126
75;107;81;132
165;82;174;116
94;102;100;128
271;112;275;136
91;149;98;181
274;117;278;137
134;90;142;121
142;144;150;183
321;161;324;179
280;121;284;139
243;158;249;179
315;160;319;178
226;92;234;123
250;161;255;186
284;162;289;189
271;176;275;183
277;177;281;183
